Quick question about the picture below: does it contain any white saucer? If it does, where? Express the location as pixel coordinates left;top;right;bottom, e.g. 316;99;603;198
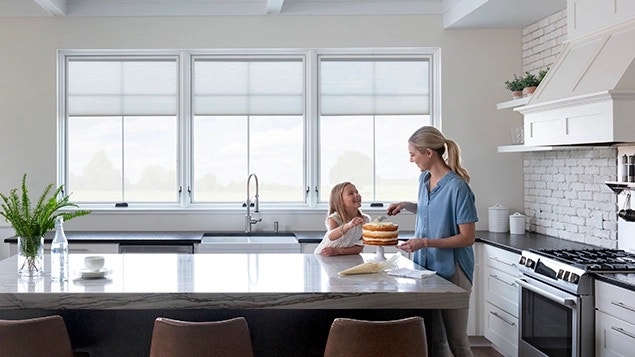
80;268;110;279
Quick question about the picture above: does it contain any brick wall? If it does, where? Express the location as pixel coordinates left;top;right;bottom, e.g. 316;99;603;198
523;148;618;248
522;9;567;75
520;10;619;248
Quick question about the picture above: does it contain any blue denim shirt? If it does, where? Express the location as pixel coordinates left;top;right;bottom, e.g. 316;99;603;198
412;170;478;283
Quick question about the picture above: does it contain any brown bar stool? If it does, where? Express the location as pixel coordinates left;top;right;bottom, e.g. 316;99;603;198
323;316;428;357
0;315;75;357
149;316;254;357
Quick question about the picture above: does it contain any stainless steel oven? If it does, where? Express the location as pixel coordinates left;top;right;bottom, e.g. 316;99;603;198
517;248;635;357
515;274;593;357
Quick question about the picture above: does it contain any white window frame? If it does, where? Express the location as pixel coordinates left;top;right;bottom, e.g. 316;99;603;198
57;47;440;212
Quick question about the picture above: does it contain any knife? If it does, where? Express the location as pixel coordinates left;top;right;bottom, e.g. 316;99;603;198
374;214;389;222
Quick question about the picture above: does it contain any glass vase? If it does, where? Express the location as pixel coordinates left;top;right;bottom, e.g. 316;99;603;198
17;236;44;277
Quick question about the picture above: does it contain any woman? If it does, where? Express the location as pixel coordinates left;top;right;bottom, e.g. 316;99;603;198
387;126;477;357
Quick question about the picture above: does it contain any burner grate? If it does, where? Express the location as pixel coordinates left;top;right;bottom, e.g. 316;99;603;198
530;248;635;271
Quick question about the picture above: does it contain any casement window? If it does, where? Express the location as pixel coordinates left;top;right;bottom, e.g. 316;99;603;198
59;49;437;209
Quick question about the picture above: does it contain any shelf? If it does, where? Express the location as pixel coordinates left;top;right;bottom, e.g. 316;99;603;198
605;181;635;194
497;145;555;153
496;97;530;110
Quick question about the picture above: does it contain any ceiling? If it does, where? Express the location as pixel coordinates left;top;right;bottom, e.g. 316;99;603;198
0;0;567;29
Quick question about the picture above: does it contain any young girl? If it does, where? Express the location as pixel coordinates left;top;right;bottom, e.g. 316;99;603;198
314;182;370;256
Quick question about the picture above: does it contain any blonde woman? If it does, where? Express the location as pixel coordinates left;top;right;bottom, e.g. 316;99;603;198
314;182;370;256
388;126;478;357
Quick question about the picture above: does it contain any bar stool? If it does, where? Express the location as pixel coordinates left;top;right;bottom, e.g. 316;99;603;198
323;316;427;357
149;316;254;357
0;315;75;357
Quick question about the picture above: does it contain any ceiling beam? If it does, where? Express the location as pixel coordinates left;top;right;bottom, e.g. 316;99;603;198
33;0;67;16
265;0;285;14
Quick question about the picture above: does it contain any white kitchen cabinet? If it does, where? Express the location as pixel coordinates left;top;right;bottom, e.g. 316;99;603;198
482;244;520;357
8;242;119;255
301;243;319;253
595;280;635;356
567;0;635;41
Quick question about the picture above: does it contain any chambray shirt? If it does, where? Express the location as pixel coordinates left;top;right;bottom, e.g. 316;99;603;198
412;170;478;283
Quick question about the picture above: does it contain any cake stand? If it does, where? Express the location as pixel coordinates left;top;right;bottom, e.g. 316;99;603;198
370;244;398;261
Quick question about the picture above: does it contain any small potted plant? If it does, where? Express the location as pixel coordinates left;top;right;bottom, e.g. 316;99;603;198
522;71;541;96
504;74;525;99
0;174;90;277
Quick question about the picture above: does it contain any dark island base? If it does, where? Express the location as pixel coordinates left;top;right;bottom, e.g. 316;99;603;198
0;308;438;356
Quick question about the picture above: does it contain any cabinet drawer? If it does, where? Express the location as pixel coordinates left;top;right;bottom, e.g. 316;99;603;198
483;245;520;276
596;281;635;323
484;302;518;357
596;310;635;357
69;243;120;254
484;266;519;317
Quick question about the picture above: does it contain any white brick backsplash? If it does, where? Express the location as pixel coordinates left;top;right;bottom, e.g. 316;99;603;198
524;148;618;247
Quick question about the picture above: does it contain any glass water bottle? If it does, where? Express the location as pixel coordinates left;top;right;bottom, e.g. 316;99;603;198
51;216;69;281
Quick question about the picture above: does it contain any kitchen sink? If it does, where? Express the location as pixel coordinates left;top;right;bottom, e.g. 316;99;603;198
200;232;297;244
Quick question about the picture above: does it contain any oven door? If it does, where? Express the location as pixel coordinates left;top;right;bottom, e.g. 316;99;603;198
515;275;589;357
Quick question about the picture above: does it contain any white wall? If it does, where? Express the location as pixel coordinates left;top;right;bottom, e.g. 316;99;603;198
0;15;524;233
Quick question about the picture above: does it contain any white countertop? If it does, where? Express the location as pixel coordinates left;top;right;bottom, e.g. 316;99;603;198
0;253;468;310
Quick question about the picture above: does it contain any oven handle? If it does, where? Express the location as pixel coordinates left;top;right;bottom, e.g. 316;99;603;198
514;278;576;306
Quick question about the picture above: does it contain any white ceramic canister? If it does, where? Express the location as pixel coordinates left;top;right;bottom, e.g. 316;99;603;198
509;212;526;235
488;204;509;233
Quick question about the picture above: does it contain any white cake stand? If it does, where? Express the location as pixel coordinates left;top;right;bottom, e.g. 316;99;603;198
373;245;387;261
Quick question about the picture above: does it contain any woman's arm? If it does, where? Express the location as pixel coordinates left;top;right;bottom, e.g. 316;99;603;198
399;222;476;252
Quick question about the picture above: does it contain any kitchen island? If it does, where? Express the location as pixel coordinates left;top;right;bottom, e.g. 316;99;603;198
0;253;467;356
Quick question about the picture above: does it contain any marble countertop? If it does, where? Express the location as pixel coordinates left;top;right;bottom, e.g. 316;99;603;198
0;253;468;311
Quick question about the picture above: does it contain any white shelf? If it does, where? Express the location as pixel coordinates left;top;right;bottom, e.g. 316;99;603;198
497;145;554;153
496;97;530;110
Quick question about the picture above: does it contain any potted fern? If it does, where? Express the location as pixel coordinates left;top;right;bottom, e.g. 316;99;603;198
0;174;90;277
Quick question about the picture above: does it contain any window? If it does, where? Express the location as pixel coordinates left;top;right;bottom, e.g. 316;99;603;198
318;56;431;203
191;57;305;203
60;49;437;209
64;57;179;204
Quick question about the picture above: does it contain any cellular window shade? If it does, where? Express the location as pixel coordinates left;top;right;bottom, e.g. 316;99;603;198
320;59;430;115
67;60;178;116
193;60;304;115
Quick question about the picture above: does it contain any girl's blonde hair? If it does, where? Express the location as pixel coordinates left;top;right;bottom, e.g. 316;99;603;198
408;126;471;183
328;182;362;223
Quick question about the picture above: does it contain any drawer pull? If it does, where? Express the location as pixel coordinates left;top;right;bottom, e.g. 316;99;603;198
490;256;516;268
611;326;635;340
490;311;516;326
611;301;635;313
489;274;516;287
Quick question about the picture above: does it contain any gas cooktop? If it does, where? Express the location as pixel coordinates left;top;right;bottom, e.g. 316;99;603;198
531;248;635;271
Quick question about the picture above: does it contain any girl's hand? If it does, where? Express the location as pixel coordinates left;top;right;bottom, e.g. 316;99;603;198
347;217;365;227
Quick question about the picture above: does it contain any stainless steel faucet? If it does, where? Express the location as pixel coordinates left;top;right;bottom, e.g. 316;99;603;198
245;173;261;232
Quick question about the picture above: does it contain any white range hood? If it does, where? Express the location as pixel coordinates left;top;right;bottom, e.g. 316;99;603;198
516;18;635;146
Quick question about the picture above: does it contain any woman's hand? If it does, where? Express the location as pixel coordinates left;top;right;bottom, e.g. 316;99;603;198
387;201;417;216
398;238;428;253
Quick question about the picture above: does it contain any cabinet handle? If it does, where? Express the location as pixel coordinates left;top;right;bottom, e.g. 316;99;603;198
490;256;516;268
611;301;635;313
611;326;635;340
490;311;516;326
489;274;516;287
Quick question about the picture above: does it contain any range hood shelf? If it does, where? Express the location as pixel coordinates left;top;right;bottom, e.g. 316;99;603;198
605;181;635;194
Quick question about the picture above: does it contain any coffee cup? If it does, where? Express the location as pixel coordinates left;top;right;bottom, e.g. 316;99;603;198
84;256;105;272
